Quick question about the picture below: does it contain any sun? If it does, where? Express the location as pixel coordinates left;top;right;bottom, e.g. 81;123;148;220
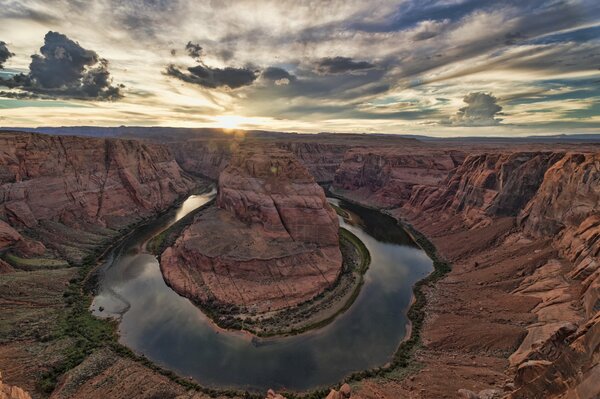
215;115;244;130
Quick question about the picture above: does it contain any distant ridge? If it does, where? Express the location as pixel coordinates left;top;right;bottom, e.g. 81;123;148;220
1;126;600;143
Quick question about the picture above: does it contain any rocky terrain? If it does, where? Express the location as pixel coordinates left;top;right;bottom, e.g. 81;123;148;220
0;127;598;399
331;147;599;399
0;132;199;399
161;145;342;315
0;132;196;264
168;137;350;183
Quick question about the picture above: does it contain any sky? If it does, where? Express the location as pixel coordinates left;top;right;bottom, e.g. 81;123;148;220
0;0;599;136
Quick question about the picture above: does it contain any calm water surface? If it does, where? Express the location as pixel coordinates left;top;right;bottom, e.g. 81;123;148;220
92;192;433;392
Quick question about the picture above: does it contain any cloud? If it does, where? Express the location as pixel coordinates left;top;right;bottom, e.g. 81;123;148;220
261;67;296;85
0;41;14;68
315;56;375;74
185;41;203;59
166;64;257;89
167;41;258;89
449;92;503;126
0;31;122;100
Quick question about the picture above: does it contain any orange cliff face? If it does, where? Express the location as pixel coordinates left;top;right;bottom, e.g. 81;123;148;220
0;372;31;399
331;147;599;399
0;132;195;264
160;146;342;313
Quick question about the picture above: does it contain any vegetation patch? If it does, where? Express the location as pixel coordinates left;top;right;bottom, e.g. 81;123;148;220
3;252;70;270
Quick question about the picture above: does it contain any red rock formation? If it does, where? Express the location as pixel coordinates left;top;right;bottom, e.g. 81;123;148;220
0;132;195;263
405;152;564;228
0;221;21;251
333;147;464;208
333;147;599;399
161;146;342;313
169;138;349;183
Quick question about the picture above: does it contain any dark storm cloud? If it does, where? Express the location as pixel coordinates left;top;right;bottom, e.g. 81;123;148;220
449;92;503;126
0;31;122;100
167;64;257;89
261;67;296;82
185;41;203;59
315;57;375;74
0;41;14;68
167;41;258;89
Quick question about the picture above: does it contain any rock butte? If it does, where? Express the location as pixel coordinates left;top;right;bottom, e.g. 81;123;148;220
160;146;342;313
0;129;598;399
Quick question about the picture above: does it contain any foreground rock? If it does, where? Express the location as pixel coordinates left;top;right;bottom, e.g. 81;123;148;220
0;132;195;264
0;372;31;399
161;146;342;314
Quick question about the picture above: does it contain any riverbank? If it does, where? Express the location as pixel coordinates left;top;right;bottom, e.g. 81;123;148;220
33;182;215;394
326;189;452;385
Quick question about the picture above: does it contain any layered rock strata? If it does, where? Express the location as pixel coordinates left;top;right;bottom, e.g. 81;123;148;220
161;146;342;313
333;147;465;208
0;132;195;264
169;138;350;183
332;149;599;399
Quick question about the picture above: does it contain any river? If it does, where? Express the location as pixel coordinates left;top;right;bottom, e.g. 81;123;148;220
91;190;433;392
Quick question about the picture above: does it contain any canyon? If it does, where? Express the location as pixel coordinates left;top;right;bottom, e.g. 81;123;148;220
0;128;598;399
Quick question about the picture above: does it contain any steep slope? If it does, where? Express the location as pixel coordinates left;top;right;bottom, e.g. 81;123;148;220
168;138;350;183
333;147;464;208
332;148;599;399
0;132;195;264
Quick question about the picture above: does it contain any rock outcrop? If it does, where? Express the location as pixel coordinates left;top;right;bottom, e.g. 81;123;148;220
0;132;195;263
161;146;342;313
332;147;599;399
333;147;464;208
405;152;564;228
0;372;31;399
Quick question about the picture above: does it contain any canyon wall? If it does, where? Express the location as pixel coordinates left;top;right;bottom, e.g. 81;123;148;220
161;146;342;313
169;139;349;183
332;148;599;399
333;147;465;208
0;132;195;264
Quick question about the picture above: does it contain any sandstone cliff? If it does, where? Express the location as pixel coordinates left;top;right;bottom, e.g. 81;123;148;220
332;147;599;399
333;147;464;208
161;146;342;313
0;132;195;264
0;372;31;399
405;152;564;227
169;138;349;183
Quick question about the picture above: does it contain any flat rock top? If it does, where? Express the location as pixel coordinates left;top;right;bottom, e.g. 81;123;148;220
182;206;320;261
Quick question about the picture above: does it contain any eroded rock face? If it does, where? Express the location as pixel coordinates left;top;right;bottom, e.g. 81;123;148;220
332;147;599;399
405;152;564;228
0;132;195;263
333;147;464;208
170;138;349;183
161;146;342;313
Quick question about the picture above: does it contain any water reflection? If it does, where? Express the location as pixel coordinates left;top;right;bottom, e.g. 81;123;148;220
92;194;433;392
